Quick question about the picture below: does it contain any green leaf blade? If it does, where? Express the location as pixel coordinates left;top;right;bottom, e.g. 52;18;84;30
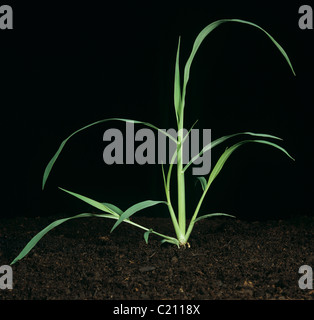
208;139;294;187
181;19;296;114
144;229;154;244
174;36;182;123
194;213;236;223
160;238;180;247
196;177;207;191
42;118;178;190
59;187;120;217
111;200;167;233
10;213;117;265
189;138;293;231
101;203;124;216
183;131;282;173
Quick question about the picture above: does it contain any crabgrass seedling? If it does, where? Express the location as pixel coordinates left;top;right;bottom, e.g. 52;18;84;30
11;19;295;265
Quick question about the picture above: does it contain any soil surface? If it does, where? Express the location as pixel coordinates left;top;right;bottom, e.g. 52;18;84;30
0;214;313;300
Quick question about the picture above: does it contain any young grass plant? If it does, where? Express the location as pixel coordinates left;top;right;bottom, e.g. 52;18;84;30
10;19;295;265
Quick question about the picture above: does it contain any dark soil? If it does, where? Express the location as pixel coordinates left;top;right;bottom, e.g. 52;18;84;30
0;214;313;300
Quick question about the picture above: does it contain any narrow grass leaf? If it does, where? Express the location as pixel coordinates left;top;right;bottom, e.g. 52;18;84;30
10;213;117;265
144;229;154;244
111;200;167;232
188;139;294;236
59;187;120;217
42;118;178;190
208;139;294;187
181;19;296;113
194;213;236;223
101;203;124;216
196;177;207;191
161;162;167;196
161;238;180;247
183;131;282;173
174;37;182;123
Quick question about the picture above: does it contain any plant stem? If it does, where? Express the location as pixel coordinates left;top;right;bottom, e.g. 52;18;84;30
163;153;185;243
123;217;178;244
177;119;186;238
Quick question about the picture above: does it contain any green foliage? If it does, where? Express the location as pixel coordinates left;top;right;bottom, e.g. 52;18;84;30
11;19;295;265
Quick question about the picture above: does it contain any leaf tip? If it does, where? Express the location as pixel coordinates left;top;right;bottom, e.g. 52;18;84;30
110;220;120;233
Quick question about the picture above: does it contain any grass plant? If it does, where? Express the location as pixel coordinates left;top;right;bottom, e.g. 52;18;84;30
11;19;295;265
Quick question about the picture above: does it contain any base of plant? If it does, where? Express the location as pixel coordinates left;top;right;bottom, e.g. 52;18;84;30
179;242;191;249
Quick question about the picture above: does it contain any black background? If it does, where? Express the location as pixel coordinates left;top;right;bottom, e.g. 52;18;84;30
1;1;313;221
